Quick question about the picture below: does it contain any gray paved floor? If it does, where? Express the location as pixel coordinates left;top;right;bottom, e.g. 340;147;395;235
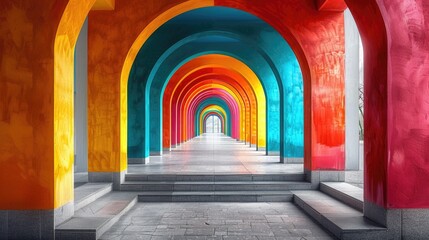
101;202;334;240
128;134;303;175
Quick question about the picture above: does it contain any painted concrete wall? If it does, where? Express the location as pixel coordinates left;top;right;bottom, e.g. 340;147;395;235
74;18;88;173
344;10;360;170
127;8;304;159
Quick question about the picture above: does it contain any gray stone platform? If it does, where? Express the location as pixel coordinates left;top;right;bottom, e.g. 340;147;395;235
293;190;387;239
100;202;335;240
56;192;137;239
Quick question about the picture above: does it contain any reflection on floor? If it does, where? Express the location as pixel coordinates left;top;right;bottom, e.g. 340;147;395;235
129;133;303;175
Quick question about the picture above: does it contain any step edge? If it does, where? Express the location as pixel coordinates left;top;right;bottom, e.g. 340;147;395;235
96;196;137;239
293;191;387;240
74;184;113;211
57;196;137;239
320;182;363;211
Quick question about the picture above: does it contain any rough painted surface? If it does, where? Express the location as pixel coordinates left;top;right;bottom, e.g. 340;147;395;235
347;0;429;209
316;0;347;11
378;0;429;208
215;0;346;170
381;0;429;208
0;1;59;209
88;0;213;171
0;0;94;209
345;0;388;209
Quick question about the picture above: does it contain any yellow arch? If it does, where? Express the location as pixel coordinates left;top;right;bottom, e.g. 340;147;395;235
54;0;97;208
181;84;245;141
119;0;214;171
170;55;266;147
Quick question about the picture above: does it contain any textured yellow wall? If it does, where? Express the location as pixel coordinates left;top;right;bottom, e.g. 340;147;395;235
55;0;96;209
88;0;214;173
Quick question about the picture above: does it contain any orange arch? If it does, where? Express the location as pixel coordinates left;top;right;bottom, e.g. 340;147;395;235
163;72;256;148
163;54;266;148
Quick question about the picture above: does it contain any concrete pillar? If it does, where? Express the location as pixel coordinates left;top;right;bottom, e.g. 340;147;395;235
74;18;88;173
344;9;360;170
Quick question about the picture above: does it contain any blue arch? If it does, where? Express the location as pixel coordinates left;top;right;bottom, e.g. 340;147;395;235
128;6;303;160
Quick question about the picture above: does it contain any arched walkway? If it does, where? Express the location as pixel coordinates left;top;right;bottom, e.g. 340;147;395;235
1;1;428;239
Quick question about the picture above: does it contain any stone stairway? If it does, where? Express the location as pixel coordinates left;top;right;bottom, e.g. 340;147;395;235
121;173;312;202
293;182;389;240
55;183;137;240
56;176;389;240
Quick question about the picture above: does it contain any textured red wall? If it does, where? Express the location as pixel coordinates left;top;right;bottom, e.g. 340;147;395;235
215;0;346;171
347;0;429;208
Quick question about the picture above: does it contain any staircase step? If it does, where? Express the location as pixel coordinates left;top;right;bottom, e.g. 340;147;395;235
293;190;387;239
56;192;137;240
74;183;112;211
138;190;294;202
121;181;311;191
320;182;363;211
125;173;305;182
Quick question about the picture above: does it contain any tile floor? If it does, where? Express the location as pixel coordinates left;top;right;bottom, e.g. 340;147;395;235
74;134;362;239
128;134;304;175
101;202;334;240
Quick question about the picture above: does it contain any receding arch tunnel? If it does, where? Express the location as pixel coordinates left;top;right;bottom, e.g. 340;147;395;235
3;0;429;239
127;6;304;161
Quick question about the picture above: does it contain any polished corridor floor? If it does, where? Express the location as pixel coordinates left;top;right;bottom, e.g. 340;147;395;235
128;134;303;175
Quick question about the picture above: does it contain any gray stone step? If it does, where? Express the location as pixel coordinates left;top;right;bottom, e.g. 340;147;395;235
56;192;137;240
74;183;112;211
320;182;363;211
121;181;312;191
125;173;306;182
292;190;387;240
138;190;294;202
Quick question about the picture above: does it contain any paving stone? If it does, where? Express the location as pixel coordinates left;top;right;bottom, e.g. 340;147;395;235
101;203;333;240
152;228;186;236
222;236;259;240
120;235;152;240
124;225;156;232
185;227;215;236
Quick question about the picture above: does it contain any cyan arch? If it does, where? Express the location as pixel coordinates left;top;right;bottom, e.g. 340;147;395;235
176;80;249;141
167;72;254;143
189;91;240;139
167;68;256;148
128;6;303;160
129;36;278;157
164;61;263;149
194;98;233;137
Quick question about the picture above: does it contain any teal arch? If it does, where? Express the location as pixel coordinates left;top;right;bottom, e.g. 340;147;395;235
128;7;303;160
195;98;232;137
